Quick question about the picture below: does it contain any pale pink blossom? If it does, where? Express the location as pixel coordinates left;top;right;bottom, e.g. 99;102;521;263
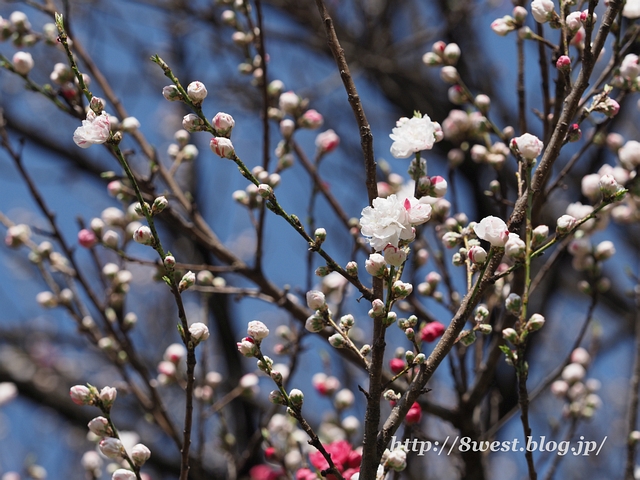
12;51;33;75
473;216;510;247
131;443;151;466
278;91;300;114
112;470;136;480
99;437;124;459
624;0;640;18
389;116;437;158
468;245;487;264
164;343;186;363
360;195;409;250
70;385;93;405
383;244;407;267
210;137;235;159
491;16;515;36
189;322;210;343
511;133;543;159
315;129;340;153
620;54;640;81
213;112;235;136
78;229;97;248
531;0;555;23
299;109;323;129
618;140;640;170
237;336;257;356
187;81;208;103
73;112;111;148
365;253;387;276
247;320;270;340
0;382;17;407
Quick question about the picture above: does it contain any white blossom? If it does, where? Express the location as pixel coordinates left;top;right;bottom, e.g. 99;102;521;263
73;111;111;148
473;216;510;247
389;115;437;158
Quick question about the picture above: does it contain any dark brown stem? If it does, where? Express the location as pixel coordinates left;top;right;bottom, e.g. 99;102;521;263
510;0;623;229
516;349;537;480
313;0;378;206
625;283;640;479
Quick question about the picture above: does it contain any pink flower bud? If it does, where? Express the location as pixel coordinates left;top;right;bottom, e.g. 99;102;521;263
598;174;621;198
306;290;326;310
267;79;285;96
179;271;196;292
565;12;582;32
511;133;544;159
70;385;93;405
448;85;467;104
371;298;385;316
237;336;257;356
187;81;208;103
299;109;323;129
420;321;446;342
112;469;136;480
257;184;272;198
513;6;528;22
443;43;461;64
468;245;487;264
315;129;340;153
422;52;442;66
12;51;34;75
389;358;405;374
164;343;186;363
280;119;295;138
620;54;640;80
571;347;591;366
328;333;347;348
440;66;459;84
561;363;586;383
210;137;235;159
491;16;516;36
182;113;204;132
383;244;407;267
133;226;153;245
157;360;176;377
531;0;555;23
162;85;182;101
99;437;124;459
594;240;616;260
269;390;286;405
99;386;117;408
556;214;577;234
88;416;111;436
502;328;518;343
212;112;235;137
505;233;526;260
567;123;581;142
289;388;304;407
365;253;387;277
120;116;140;133
278;91;300;114
402;402;422;426
556;55;571;72
305;314;324;333
247;320;269;340
78;229;98;248
392;280;413;299
131;443;151;466
527;313;545;331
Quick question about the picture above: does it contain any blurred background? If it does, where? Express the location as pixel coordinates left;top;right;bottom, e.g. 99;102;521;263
0;0;638;479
